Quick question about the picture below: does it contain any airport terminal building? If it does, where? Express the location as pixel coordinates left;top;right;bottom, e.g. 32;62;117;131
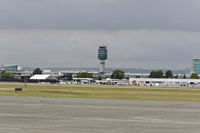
192;59;200;74
0;65;22;72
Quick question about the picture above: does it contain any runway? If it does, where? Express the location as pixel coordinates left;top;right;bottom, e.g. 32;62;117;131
0;96;200;133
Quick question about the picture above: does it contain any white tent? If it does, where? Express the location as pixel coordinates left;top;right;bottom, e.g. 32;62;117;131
30;75;56;80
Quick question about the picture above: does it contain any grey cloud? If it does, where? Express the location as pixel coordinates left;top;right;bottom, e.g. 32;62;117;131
0;0;200;31
0;29;199;69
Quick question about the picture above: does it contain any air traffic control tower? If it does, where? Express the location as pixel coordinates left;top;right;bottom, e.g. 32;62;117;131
98;46;107;73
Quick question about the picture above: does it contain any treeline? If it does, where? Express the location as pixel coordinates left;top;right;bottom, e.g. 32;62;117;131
0;70;14;79
149;69;199;79
62;69;199;80
149;70;173;78
75;69;125;79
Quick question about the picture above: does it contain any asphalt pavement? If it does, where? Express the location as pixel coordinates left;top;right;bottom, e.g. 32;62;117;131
0;96;200;133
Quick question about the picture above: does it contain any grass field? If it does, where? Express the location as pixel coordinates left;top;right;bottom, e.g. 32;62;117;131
0;83;200;102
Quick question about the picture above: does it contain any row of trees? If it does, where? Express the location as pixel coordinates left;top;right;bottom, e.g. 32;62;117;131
0;70;14;79
149;69;200;79
6;67;198;80
76;72;93;78
75;70;200;79
75;69;125;79
149;70;173;78
33;68;200;80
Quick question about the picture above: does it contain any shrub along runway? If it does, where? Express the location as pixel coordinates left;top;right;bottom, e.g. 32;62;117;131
0;96;200;133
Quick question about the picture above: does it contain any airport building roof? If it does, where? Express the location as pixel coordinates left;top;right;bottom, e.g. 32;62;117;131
30;75;56;80
0;64;22;72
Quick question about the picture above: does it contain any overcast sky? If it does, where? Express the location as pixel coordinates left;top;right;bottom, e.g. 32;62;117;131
1;0;200;69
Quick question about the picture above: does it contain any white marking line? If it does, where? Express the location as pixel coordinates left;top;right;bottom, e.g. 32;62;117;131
74;117;200;125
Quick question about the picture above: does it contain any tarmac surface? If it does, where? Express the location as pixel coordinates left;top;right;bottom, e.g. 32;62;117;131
0;96;200;133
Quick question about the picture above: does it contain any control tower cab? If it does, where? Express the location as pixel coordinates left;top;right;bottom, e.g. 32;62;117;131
98;46;107;73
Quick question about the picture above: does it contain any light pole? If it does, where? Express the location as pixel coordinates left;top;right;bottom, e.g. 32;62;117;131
24;74;27;88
